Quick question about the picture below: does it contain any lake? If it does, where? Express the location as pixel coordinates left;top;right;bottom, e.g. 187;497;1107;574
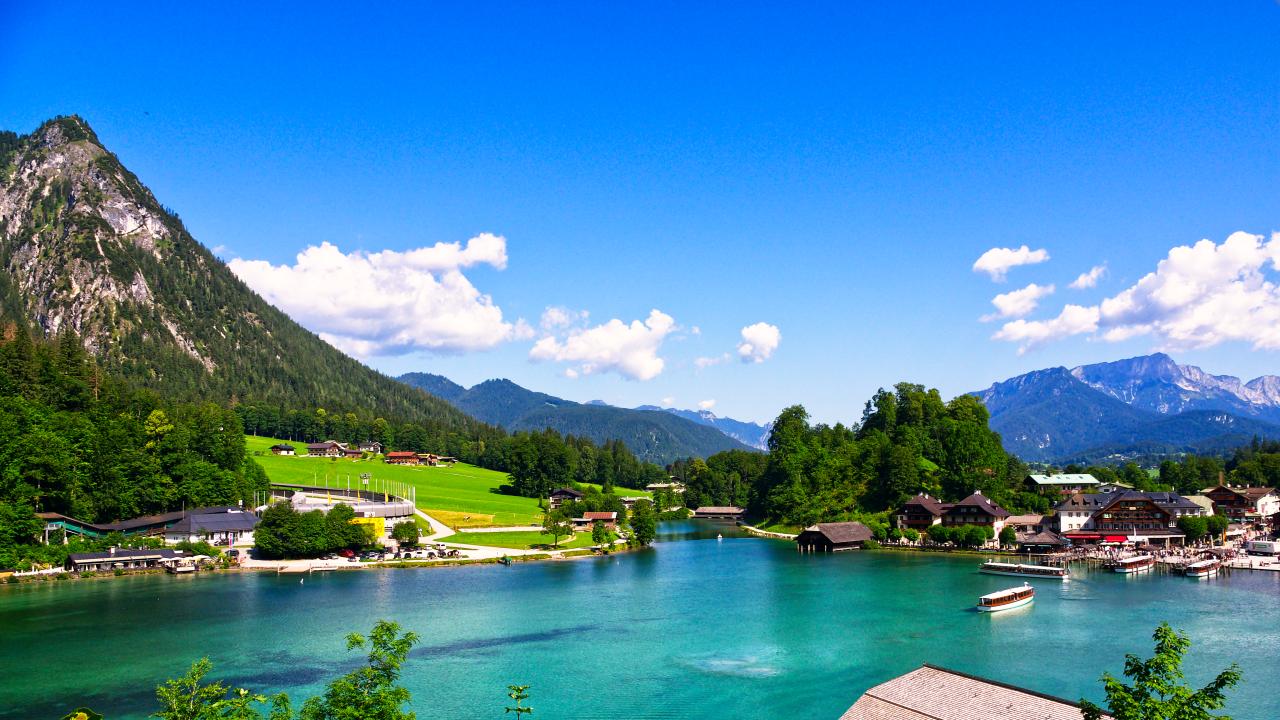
3;521;1279;719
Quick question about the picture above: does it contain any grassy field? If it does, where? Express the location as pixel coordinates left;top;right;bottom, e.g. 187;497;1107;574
246;436;541;526
446;529;607;551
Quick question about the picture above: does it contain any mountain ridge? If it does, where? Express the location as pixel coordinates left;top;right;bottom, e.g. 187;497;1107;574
397;372;755;463
975;353;1280;463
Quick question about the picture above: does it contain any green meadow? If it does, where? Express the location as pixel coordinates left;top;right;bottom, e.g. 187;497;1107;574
246;436;541;526
447;529;607;550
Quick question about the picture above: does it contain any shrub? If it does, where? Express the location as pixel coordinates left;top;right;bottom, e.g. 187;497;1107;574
863;538;881;549
903;528;920;542
113;568;125;577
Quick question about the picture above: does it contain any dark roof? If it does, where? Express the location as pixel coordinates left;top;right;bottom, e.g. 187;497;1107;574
270;444;295;450
167;511;259;534
947;492;1010;519
1054;493;1111;512
550;488;584;498
1101;490;1199;513
1243;486;1277;501
801;521;873;544
69;548;180;562
99;506;241;532
1017;530;1067;546
901;493;945;516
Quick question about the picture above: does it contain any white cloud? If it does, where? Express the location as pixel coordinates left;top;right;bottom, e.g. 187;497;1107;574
529;309;676;381
981;283;1055;322
972;245;1050;281
1069;264;1107;290
695;353;730;369
228;234;522;357
992;231;1280;353
737;322;781;363
698;399;716;411
540;306;589;330
660;396;675;407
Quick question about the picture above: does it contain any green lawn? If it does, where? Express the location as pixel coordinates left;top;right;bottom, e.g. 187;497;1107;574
246;436;541;526
446;529;609;551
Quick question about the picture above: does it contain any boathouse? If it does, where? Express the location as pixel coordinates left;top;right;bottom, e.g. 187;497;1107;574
693;506;745;521
66;548;181;572
796;522;872;552
838;664;1105;720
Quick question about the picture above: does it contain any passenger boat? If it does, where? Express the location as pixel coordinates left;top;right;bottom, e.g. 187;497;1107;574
1184;558;1220;578
979;560;1068;580
976;583;1035;613
1106;554;1155;574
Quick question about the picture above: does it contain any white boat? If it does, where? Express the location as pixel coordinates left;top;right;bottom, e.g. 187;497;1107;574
1107;554;1155;574
976;583;1035;613
1184;559;1220;578
979;560;1068;580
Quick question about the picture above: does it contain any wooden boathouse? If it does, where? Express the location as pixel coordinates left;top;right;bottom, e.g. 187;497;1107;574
796;522;872;552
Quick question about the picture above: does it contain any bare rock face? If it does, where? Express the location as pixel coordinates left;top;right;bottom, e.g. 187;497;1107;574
0;116;211;369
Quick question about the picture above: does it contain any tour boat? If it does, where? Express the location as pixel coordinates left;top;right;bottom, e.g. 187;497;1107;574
1184;558;1220;579
1107;554;1155;574
976;583;1035;613
979;560;1069;580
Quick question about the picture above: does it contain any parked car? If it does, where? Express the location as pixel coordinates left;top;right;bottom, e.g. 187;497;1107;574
338;549;355;559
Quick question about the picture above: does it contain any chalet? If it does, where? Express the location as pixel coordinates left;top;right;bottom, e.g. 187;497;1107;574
1004;514;1046;533
693;506;744;521
1203;484;1280;525
435;456;458;465
796;522;872;552
269;444;296;456
306;441;344;457
941;492;1009;537
66;547;181;572
572;511;618;532
1056;490;1202;545
895;493;947;531
549;488;585;509
163;507;259;546
384;451;421;466
342;447;363;458
1025;473;1099;495
1053;493;1111;533
838;664;1105;720
358;441;383;454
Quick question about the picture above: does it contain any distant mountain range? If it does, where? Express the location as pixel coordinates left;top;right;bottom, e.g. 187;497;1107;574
633;405;772;450
397;373;758;464
975;353;1280;463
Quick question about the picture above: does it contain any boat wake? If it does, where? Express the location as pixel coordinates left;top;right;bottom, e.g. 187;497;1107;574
677;651;781;678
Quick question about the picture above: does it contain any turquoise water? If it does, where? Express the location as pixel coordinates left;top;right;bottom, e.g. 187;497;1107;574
3;522;1279;719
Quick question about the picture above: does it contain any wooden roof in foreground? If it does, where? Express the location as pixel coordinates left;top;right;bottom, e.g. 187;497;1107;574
839;665;1105;720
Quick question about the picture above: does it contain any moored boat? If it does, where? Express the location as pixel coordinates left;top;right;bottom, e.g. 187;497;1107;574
1184;558;1220;578
1106;554;1155;574
976;583;1035;613
979;560;1068;580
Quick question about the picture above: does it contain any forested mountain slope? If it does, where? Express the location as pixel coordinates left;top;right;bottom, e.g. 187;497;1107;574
0;116;483;433
397;373;752;464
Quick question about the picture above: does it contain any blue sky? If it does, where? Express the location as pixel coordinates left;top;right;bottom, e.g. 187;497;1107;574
3;1;1279;425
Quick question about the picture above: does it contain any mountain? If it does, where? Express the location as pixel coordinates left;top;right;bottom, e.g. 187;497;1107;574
398;373;753;463
634;405;772;450
975;354;1280;463
1070;353;1280;422
0;116;485;432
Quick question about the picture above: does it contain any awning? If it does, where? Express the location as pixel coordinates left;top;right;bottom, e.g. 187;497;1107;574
1064;532;1101;539
1104;535;1130;543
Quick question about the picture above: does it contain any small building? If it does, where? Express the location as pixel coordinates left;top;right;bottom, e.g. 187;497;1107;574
385;451;421;466
549;488;585;509
895;493;947;531
163;508;259;546
572;511;618;532
342;447;363;458
1004;514;1045;533
270;444;296;456
838;664;1105;720
796;522;872;552
693;506;744;521
1016;530;1068;554
67;547;181;572
1184;494;1216;516
306;441;344;457
1025;473;1099;494
358;441;383;454
1096;481;1134;493
646;482;686;494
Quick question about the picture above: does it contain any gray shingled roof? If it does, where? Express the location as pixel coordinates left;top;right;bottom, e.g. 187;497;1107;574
802;522;873;544
840;664;1104;720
